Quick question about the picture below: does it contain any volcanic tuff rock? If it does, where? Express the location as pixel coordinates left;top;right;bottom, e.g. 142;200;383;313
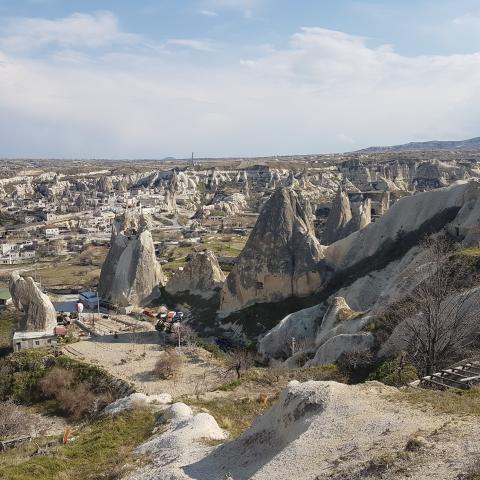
165;250;226;299
98;212;166;307
219;187;325;315
325;181;480;273
322;187;352;245
9;273;57;332
129;380;480;480
259;296;373;366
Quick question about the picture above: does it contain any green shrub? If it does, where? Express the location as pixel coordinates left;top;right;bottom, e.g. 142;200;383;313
368;357;418;387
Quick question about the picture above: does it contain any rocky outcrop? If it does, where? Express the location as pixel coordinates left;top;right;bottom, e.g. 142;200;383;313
219;188;325;315
131;402;226;480
98;212;166;307
349;198;371;231
96;176;113;193
9;273;57;332
322;187;352;245
129;380;480;480
258;304;326;359
325;181;480;273
165;250;226;299
259;296;373;366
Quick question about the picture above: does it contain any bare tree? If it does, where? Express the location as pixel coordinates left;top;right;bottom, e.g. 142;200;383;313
396;235;480;376
225;348;255;379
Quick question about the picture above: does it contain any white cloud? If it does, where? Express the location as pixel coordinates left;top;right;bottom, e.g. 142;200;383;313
201;0;260;18
452;13;480;26
166;39;214;52
0;11;139;52
199;9;219;17
0;18;480;157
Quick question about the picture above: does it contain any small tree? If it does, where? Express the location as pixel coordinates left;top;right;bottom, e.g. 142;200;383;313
225;348;255;379
169;324;194;347
395;235;480;376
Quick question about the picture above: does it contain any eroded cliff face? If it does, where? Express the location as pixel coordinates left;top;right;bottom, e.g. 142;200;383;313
165;250;226;299
9;273;57;332
219;187;325;315
98;212;166;307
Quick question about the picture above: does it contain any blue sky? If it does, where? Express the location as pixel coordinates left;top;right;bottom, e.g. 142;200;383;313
0;0;480;158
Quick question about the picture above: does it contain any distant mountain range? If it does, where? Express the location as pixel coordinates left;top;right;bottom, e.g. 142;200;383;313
356;137;480;153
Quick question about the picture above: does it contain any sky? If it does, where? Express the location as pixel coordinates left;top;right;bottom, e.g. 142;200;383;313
1;1;480;158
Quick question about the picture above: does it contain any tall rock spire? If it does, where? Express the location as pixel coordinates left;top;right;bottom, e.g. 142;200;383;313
219;187;325;315
98;213;166;307
322;187;352;245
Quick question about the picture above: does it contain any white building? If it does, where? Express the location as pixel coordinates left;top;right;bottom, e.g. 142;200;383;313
12;331;57;351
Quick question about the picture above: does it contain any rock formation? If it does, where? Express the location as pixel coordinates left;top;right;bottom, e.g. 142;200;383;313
129;380;480;480
325;181;480;273
219;187;325;315
98;212;166;307
96;176;113;193
259;296;373;366
349;198;371;232
165;250;226;299
9;273;57;332
322;187;352;244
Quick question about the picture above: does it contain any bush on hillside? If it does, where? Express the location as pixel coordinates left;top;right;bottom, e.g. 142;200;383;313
39;367;75;397
153;349;184;379
57;383;96;420
369;356;418;387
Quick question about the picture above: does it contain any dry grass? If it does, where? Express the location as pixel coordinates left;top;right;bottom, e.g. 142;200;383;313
186;395;276;438
399;388;480;416
0;408;156;480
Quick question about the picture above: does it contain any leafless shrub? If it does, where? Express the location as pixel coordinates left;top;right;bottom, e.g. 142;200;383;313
153;348;184;379
337;349;373;377
169;324;195;347
39;367;75;398
225;348;255;379
57;383;96;420
0;401;27;438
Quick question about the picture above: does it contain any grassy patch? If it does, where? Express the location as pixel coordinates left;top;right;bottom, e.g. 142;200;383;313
0;309;16;357
218;365;347;391
457;247;480;257
0;408;156;480
185;396;274;438
399;388;480;416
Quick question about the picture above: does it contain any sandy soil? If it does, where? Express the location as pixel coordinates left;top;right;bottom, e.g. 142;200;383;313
64;329;226;399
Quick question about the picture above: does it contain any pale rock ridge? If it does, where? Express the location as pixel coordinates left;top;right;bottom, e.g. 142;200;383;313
129;380;480;480
325;181;480;273
104;393;172;415
165;250;226;299
131;402;226;480
9;273;57;332
98;212;166;307
258;303;326;359
219;187;325;315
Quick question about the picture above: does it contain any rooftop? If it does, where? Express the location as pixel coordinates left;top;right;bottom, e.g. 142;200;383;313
13;331;56;340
